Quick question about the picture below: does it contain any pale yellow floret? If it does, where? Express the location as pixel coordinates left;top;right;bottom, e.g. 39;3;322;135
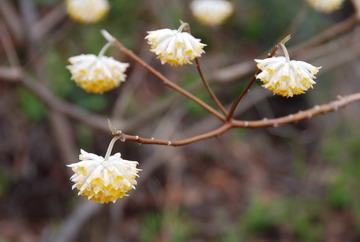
67;54;129;93
306;0;344;13
190;0;234;26
68;150;140;203
255;56;321;97
145;27;206;66
66;0;110;24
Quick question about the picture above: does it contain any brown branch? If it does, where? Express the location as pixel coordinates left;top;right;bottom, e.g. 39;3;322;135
21;77;120;131
110;92;360;146
114;123;232;147
32;3;66;42
102;31;225;122
0;66;23;81
0;21;20;66
232;93;360;128
0;0;24;42
195;58;227;116
226;44;280;120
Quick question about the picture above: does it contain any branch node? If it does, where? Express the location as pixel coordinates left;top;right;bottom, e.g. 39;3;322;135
244;121;249;127
119;135;126;142
331;102;339;111
314;105;320;111
167;141;172;146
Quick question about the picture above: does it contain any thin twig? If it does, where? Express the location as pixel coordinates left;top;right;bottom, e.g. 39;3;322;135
111;92;360;146
195;58;227;116
0;0;24;42
0;21;20;66
102;31;225;122
32;3;66;43
21;77;120;131
232;93;360;128
0;66;23;81
115;122;232;147
226;45;280;120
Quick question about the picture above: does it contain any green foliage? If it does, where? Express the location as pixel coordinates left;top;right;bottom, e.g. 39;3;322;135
292;208;323;242
241;198;274;233
74;93;109;112
46;47;73;98
239;196;288;235
221;227;242;242
184;89;210;119
323;135;343;164
75;124;94;151
0;172;11;197
139;211;197;242
326;176;352;209
139;212;162;242
165;211;198;242
17;87;46;121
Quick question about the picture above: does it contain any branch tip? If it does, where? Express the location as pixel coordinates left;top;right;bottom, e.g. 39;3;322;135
101;29;115;43
107;119;118;135
280;35;291;45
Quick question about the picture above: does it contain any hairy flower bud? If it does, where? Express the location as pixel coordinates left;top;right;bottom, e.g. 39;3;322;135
190;0;233;26
68;149;140;203
67;54;129;93
255;44;321;97
145;23;206;66
306;0;344;13
66;0;110;24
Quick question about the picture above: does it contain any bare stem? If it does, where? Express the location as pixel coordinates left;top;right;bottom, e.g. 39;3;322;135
98;42;112;57
105;136;120;160
116;123;232;147
103;31;225;121
226;44;280;121
232;93;360;128
111;92;360;146
195;58;227;116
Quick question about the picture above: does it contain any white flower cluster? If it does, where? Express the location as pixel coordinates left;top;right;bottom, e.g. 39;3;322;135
66;0;110;24
255;42;321;97
306;0;345;13
145;26;206;66
67;54;129;93
68;150;140;203
190;0;234;26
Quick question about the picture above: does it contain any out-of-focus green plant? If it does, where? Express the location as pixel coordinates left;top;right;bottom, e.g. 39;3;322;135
17;87;46;121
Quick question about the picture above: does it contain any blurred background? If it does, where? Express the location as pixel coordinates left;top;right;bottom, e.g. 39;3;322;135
1;0;360;241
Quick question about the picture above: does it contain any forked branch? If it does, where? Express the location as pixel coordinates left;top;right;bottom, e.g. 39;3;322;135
111;92;360;147
101;30;225;122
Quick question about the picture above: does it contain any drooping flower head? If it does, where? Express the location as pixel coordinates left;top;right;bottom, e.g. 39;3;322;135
255;41;321;97
68;138;140;203
145;22;206;66
190;0;234;26
67;44;129;93
306;0;344;13
66;0;110;24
